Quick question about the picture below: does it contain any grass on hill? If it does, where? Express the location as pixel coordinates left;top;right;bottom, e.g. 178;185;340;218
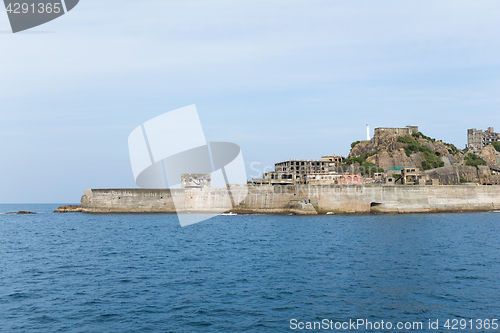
397;135;445;170
492;142;500;152
343;151;384;176
464;153;487;168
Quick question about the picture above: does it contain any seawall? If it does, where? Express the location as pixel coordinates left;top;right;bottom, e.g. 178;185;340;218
80;185;500;214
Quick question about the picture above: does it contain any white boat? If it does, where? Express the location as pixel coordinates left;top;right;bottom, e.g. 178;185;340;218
326;212;335;215
220;212;237;216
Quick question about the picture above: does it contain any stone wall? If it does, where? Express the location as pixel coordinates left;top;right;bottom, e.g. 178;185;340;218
81;185;500;214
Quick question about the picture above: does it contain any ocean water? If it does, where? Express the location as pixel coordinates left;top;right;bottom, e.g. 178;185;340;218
1;204;500;332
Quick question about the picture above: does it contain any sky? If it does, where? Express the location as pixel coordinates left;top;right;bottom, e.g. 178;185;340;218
1;0;500;203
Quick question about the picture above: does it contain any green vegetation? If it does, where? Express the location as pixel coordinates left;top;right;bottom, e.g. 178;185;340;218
393;174;402;182
398;136;414;144
411;131;460;155
351;141;361;149
492;142;500;152
460;178;473;183
412;131;435;142
360;162;384;177
443;142;461;156
397;135;445;170
464;153;487;168
343;151;383;176
344;151;378;165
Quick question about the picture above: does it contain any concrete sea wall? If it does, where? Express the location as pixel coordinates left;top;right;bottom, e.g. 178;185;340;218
80;185;500;214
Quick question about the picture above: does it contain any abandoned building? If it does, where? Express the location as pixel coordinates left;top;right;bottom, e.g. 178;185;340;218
274;158;340;174
467;127;500;153
400;167;419;185
181;174;211;189
382;167;440;186
372;125;419;145
321;155;345;164
249;156;351;186
374;125;419;138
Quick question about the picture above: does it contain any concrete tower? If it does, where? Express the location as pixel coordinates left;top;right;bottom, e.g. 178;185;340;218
366;124;370;140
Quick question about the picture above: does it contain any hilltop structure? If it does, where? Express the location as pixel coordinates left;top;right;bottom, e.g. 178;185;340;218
349;125;500;185
373;126;418;145
467;127;500;153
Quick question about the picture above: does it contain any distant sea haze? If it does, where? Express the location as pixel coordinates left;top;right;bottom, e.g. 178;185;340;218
1;204;499;332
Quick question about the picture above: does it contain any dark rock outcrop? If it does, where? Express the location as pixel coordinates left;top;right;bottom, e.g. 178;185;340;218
6;211;36;214
54;205;83;213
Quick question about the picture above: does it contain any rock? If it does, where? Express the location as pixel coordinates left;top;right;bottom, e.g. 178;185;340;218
288;200;318;215
350;131;464;171
6;211;36;214
480;145;500;171
423;165;479;185
54;205;83;213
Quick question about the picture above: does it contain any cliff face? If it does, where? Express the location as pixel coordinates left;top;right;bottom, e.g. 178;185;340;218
481;145;500;171
348;131;462;172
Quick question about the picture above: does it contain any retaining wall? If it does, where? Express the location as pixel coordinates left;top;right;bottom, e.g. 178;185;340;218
81;185;500;214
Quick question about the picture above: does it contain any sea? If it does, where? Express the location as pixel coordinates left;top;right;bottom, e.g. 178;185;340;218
1;204;499;332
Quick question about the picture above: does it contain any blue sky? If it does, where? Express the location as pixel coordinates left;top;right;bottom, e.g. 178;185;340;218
1;0;500;203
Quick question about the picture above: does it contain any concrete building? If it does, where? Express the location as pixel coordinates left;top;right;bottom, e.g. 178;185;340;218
467;127;500;153
250;156;347;186
274;158;338;175
401;167;419;185
249;172;299;186
181;174;211;189
374;125;419;138
321;155;345;164
306;173;343;185
337;174;363;185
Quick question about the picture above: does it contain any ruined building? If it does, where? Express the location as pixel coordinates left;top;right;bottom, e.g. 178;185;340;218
467;127;500;153
374;125;419;138
373;125;418;145
249;155;354;186
181;174;211;189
